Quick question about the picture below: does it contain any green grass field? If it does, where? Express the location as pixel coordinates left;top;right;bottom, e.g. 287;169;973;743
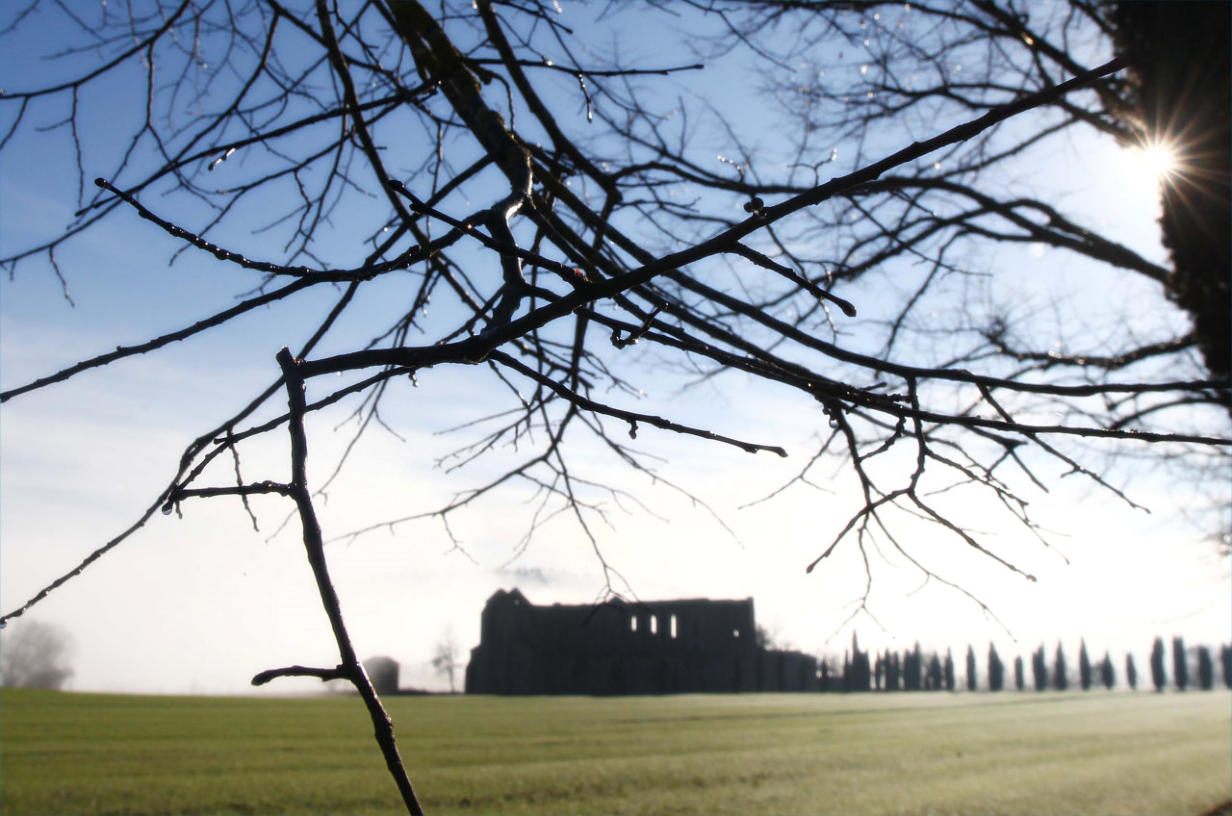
1;688;1227;815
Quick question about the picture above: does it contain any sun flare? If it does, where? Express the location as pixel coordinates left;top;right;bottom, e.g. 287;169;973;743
1125;139;1179;186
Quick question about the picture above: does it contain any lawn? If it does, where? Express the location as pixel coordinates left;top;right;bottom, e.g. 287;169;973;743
1;688;1227;815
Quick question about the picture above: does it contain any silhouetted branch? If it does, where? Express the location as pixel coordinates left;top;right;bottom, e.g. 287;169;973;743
251;663;348;686
276;347;423;816
488;350;789;456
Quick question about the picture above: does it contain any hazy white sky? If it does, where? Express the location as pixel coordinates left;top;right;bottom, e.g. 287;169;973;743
0;1;1227;695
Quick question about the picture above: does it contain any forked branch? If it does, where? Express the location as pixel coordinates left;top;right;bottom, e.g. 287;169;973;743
274;348;423;816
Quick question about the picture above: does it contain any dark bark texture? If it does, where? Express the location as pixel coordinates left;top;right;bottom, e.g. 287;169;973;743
1113;1;1231;383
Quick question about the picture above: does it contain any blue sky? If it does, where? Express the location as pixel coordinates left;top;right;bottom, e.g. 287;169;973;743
0;1;1227;694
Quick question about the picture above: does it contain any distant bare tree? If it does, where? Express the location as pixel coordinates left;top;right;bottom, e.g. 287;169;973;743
1;621;74;690
431;633;461;694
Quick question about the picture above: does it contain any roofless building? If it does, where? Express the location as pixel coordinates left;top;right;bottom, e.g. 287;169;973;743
465;588;819;695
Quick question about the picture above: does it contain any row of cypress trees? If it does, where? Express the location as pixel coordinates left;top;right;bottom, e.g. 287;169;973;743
829;633;1232;692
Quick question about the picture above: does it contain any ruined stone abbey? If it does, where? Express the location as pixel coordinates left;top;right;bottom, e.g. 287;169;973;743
465;588;819;695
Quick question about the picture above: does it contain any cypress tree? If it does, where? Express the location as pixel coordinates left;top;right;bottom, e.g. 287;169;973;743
927;653;943;691
1100;651;1115;690
966;645;977;691
887;650;901;691
905;644;923;691
1014;655;1025;691
1053;642;1068;691
1197;646;1213;691
1078;639;1092;691
944;649;955;692
1032;645;1048;691
1150;637;1167;691
1172;636;1189;691
988;643;1004;692
1126;653;1138;690
850;632;872;692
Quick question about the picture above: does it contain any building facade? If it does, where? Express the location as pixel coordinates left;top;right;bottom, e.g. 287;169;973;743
465;588;819;695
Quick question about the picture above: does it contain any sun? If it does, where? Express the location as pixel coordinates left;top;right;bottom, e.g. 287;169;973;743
1139;142;1178;180
1124;138;1179;186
